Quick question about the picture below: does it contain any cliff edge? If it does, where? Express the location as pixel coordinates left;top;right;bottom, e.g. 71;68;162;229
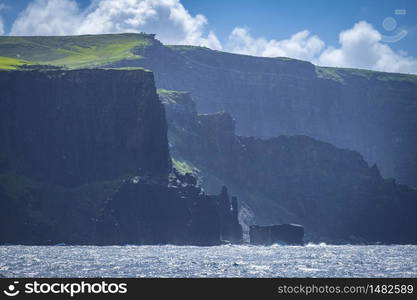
0;68;242;245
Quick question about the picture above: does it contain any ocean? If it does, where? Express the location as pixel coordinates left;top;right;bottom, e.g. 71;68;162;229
1;244;416;278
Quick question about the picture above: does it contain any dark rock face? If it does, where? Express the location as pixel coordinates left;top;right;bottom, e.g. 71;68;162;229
0;172;243;246
0;69;242;245
116;40;417;188
162;91;417;244
0;175;121;245
214;186;243;244
250;224;304;245
0;69;170;186
96;175;242;246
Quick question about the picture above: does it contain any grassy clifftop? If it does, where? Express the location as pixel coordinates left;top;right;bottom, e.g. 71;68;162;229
1;32;416;85
316;65;417;84
0;33;154;69
0;56;35;70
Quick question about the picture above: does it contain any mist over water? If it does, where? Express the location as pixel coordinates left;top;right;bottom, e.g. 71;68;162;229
1;245;416;278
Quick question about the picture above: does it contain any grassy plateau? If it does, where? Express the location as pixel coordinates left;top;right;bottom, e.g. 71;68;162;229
0;33;153;69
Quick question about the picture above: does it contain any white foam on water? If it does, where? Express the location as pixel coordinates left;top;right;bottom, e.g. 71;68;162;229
0;245;416;278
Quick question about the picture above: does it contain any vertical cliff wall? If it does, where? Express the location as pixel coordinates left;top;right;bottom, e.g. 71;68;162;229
0;69;171;186
115;41;417;187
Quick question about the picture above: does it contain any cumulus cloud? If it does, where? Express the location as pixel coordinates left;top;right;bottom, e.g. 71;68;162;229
10;0;221;49
0;18;4;35
318;21;417;74
10;0;82;36
226;27;325;61
77;0;221;48
0;3;6;35
226;22;417;74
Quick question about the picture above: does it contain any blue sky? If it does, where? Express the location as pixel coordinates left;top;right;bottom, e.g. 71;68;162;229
1;0;416;73
182;0;417;56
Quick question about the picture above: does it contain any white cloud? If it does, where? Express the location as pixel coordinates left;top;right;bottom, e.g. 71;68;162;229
10;0;222;49
226;27;325;62
0;18;4;35
10;0;82;36
318;21;417;74
0;3;6;35
225;22;417;74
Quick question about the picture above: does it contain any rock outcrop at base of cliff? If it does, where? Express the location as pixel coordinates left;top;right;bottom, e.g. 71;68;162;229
0;69;242;245
96;174;242;246
250;224;304;245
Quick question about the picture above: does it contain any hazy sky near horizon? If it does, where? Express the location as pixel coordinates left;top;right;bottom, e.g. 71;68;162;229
0;0;416;74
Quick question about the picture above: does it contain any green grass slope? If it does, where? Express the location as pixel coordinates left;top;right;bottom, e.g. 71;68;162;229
0;56;34;70
0;33;153;69
316;65;417;84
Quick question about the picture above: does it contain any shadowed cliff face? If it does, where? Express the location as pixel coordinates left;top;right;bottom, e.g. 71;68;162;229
162;91;417;244
0;69;242;245
111;40;417;188
96;176;242;246
0;69;170;186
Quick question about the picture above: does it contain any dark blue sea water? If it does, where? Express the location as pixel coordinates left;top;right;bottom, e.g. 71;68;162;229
1;244;416;278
